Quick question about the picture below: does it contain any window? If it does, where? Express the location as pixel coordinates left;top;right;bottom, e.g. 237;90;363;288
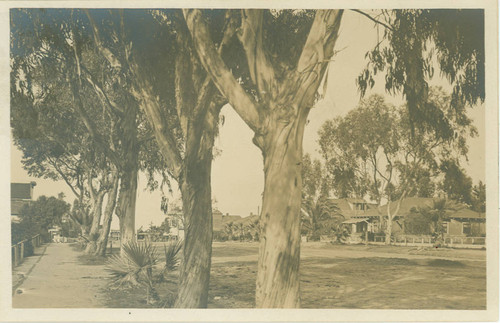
442;222;449;234
354;203;365;211
463;222;471;235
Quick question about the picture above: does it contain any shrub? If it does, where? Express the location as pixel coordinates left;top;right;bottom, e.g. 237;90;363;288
107;240;182;306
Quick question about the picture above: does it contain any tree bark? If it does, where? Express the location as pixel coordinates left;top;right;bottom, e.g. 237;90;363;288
115;105;139;254
386;201;393;245
116;166;138;254
174;154;213;308
85;191;106;254
255;112;307;308
174;100;221;308
94;171;119;256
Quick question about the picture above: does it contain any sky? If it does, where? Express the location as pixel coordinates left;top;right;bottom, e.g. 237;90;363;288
10;10;486;230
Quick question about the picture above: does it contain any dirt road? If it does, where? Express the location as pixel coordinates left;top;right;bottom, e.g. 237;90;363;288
12;243;109;308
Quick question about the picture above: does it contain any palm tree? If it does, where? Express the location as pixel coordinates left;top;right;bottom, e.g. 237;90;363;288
417;198;463;243
245;219;260;241
106;240;181;306
301;197;340;241
224;222;234;241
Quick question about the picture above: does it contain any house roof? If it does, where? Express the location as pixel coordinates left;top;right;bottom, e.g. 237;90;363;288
378;197;484;220
11;182;35;200
213;213;243;231
449;208;485;220
378;197;435;217
329;198;380;219
342;218;369;224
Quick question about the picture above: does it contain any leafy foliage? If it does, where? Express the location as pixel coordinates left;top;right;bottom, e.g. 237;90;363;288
358;9;484;136
161;240;183;275
411;198;463;242
319;90;476;204
471;181;486;212
301;197;341;241
106;240;182;306
439;159;473;204
12;195;70;243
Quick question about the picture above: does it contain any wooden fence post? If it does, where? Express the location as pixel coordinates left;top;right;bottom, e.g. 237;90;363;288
20;241;24;261
13;246;17;267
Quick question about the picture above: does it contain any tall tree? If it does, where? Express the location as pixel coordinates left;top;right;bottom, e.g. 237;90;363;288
318;90;476;243
81;9;235;307
471;181;486;213
439;159;473;204
12;195;71;243
185;9;343;307
184;8;484;306
10;9;171;253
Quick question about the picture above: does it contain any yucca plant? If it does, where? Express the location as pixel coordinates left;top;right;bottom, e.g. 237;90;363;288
106;240;159;304
157;240;183;283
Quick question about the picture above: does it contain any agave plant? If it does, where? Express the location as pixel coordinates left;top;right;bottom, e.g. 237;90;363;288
106;241;159;304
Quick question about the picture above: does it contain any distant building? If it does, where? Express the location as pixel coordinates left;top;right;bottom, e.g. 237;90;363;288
11;182;36;223
212;209;243;231
164;212;185;240
109;230;121;241
332;196;486;244
442;208;486;237
327;198;379;243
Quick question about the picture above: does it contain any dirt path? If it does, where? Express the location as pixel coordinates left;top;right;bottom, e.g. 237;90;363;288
12;243;109;308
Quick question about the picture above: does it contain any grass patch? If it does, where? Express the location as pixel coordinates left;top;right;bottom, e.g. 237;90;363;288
426;259;465;267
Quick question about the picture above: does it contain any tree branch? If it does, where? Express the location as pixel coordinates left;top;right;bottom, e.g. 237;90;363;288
80;65;125;117
46;156;81;199
294;10;343;110
238;9;276;101
183;9;262;134
84;10;122;68
350;9;394;32
71;92;122;168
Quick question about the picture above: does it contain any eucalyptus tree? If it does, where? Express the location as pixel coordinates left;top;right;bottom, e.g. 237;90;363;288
183;9;484;306
184;9;343;307
10;9;169;253
318;89;477;243
77;9;239;307
11;36;120;254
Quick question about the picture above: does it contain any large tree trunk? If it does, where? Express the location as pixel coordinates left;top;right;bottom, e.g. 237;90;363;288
115;104;139;255
386;213;393;245
174;155;213;308
174;104;220;308
116;167;138;253
94;171;119;256
85;191;106;254
255;114;307;308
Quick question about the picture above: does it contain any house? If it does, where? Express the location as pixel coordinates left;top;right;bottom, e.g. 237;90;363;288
11;182;36;223
379;197;486;238
330;198;380;242
164;212;185;240
377;197;435;235
444;208;486;237
109;229;121;241
212;209;242;231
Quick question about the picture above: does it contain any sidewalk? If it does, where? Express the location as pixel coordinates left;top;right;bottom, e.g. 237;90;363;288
12;243;110;308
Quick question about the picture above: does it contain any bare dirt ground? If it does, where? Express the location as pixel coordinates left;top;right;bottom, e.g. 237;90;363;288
12;241;486;309
207;242;486;309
